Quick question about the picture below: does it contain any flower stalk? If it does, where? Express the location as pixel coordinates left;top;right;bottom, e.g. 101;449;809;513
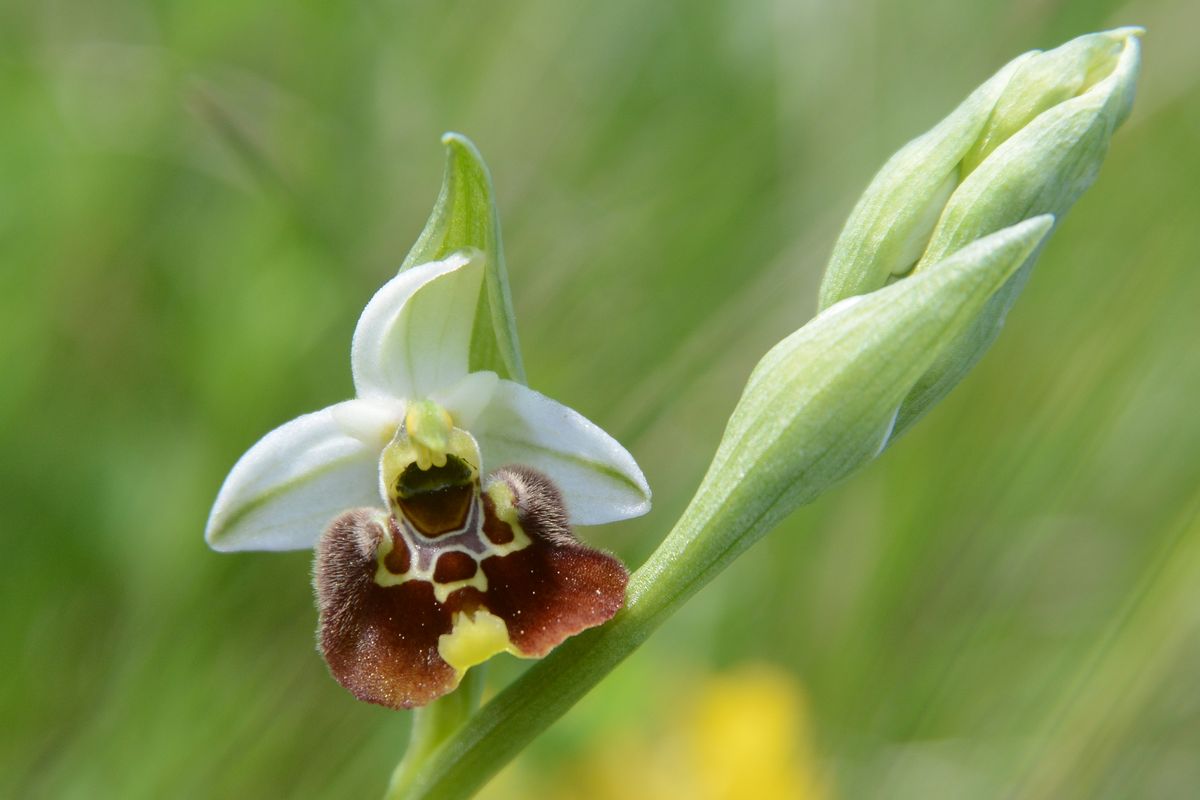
385;668;485;800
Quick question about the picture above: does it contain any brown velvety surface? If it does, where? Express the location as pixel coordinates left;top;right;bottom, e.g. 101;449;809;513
315;509;461;709
481;536;628;657
314;469;629;709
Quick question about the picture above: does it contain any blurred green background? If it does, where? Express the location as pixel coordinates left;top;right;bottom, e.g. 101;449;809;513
3;0;1199;797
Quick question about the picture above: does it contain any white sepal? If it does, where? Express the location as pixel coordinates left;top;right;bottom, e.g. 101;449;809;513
471;380;651;526
205;401;381;552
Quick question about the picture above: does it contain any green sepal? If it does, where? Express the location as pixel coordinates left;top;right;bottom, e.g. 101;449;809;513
402;133;526;384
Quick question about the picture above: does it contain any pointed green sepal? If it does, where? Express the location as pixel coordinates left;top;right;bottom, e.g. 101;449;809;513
704;216;1052;534
402;133;525;384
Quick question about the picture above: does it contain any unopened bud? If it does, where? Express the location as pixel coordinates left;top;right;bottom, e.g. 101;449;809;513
816;27;1141;433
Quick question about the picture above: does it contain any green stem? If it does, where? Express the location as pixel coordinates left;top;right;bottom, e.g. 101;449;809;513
385;666;486;800
391;470;791;800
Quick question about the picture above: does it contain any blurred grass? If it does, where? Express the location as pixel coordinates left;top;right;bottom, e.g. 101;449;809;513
2;0;1199;797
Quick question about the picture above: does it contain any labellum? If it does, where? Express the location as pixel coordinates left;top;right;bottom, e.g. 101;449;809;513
315;409;628;709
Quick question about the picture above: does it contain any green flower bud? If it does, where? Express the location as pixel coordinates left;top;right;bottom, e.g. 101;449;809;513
692;217;1051;546
960;29;1138;174
816;54;1029;308
901;29;1140;430
816;28;1141;433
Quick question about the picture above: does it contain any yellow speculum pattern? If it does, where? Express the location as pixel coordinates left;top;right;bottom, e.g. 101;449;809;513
373;522;492;604
372;401;531;604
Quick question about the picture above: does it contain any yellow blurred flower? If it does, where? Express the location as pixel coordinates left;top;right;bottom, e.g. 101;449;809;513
487;664;831;800
685;667;827;800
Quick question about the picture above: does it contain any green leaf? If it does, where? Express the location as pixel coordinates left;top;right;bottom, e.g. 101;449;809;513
402;133;525;384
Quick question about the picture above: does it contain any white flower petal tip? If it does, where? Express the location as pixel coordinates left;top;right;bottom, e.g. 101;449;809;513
471;380;651;526
205;402;381;552
351;251;484;402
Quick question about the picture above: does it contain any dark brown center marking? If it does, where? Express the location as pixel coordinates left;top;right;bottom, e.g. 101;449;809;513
433;551;478;583
383;518;412;574
395;457;475;538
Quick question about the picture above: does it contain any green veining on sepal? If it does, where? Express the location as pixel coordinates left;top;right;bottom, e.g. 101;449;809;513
207;453;364;550
402;133;525;385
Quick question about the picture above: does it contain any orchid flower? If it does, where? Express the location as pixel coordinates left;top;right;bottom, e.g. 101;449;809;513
205;248;650;708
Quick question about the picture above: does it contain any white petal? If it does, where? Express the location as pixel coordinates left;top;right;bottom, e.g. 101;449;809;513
471;380;651;525
205;401;383;552
351;252;483;401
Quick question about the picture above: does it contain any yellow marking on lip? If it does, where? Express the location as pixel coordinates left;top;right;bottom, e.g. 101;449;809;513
373;532;414;587
373;533;489;602
431;567;488;603
482;481;532;557
437;608;518;673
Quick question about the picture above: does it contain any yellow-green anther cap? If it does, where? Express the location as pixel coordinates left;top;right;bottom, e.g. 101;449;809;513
816;27;1141;435
694;217;1051;541
404;399;455;468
